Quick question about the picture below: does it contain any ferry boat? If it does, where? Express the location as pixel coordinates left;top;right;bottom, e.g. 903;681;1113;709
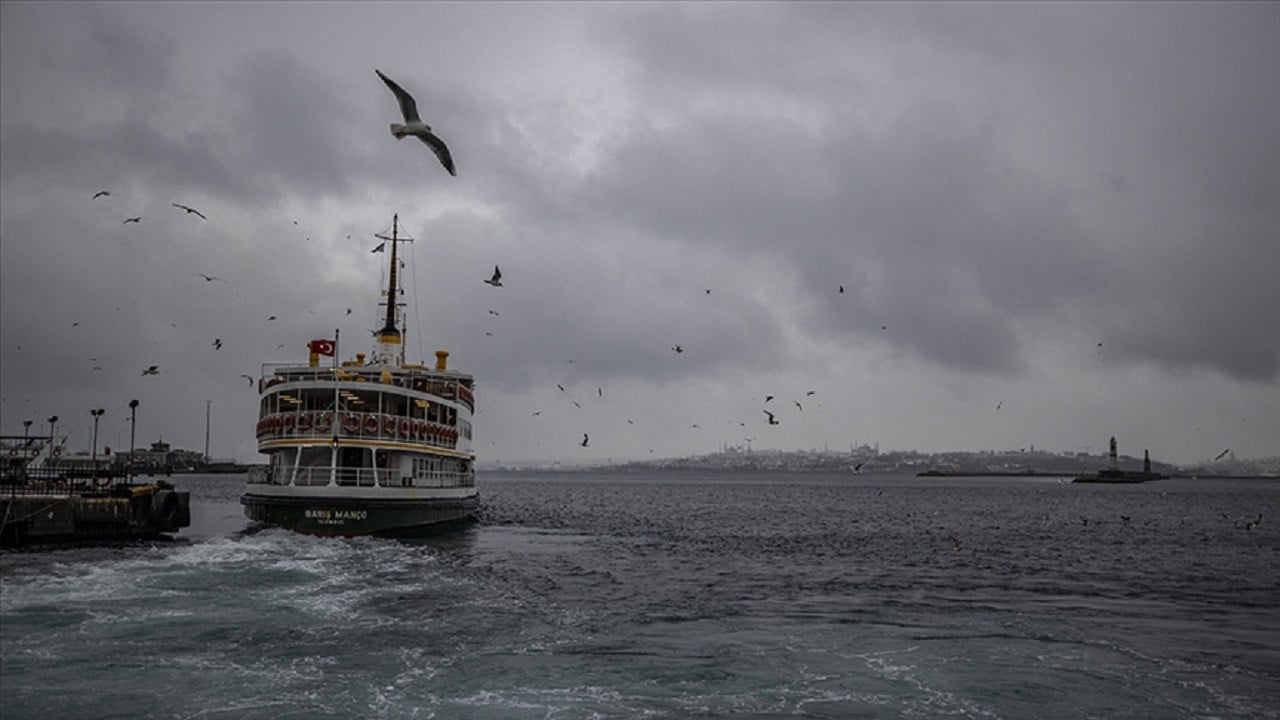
240;214;478;536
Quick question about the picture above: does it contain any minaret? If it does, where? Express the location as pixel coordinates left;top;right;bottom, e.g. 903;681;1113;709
1109;436;1118;469
1143;449;1151;474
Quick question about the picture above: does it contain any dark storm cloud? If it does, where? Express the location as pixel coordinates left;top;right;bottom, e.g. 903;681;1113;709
583;2;1280;382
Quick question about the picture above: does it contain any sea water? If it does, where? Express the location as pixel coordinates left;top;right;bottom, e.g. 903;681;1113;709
2;471;1277;719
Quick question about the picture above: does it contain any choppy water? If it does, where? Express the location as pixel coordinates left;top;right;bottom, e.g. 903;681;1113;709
2;471;1278;719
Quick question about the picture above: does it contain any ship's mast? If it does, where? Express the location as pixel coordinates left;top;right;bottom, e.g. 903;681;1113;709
372;214;412;365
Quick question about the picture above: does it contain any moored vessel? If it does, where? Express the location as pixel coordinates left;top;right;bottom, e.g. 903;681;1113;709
240;214;478;536
1;434;191;547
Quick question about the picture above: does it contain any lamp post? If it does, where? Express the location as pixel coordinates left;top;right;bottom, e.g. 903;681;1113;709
128;400;139;481
22;420;32;444
47;415;59;461
90;408;105;474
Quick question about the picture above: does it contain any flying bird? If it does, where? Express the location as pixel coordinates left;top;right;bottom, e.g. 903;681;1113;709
597;387;603;398
192;273;226;283
123;217;142;224
488;309;500;317
764;395;774;403
240;374;255;386
763;409;778;425
141;365;160;376
839;285;845;294
556;384;565;392
212;338;222;350
93;190;111;199
572;401;581;408
996;401;1003;410
371;242;385;253
793;401;803;411
531;411;542;416
484;331;493;337
671;345;684;353
172;203;207;220
1214;449;1230;461
346;308;353;316
806;390;816;396
881;324;888;330
484;266;503;287
375;69;457;176
267;315;277;321
581;433;590;447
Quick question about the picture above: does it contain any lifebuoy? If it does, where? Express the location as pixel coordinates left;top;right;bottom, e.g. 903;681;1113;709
283;414;295;432
413;419;424;439
298;412;313;431
383;415;396;436
364;414;379;434
343;413;360;434
399;418;411;437
316;412;333;433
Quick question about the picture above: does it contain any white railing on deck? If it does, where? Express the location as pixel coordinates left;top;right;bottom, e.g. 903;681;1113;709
255;410;461;450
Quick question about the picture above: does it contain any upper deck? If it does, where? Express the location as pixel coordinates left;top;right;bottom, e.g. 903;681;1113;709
258;361;475;413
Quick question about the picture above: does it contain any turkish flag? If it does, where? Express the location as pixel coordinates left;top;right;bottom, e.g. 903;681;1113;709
308;339;335;356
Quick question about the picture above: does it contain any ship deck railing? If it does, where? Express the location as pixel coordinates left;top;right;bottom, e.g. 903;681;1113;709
256;410;463;449
248;466;473;489
1;467;137;497
258;364;474;412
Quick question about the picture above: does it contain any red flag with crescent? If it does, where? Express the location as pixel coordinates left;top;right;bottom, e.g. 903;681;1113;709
308;339;335;356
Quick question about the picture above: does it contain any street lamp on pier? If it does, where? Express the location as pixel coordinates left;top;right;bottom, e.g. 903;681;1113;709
90;408;105;474
47;415;59;459
128;400;139;481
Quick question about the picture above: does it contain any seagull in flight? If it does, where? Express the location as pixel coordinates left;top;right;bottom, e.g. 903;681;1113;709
93;190;111;199
240;374;255;386
488;309;500;317
141;365;160;376
192;273;226;283
376;69;456;176
581;433;590;447
763;409;779;425
793;401;803;411
123;217;142;224
671;345;684;354
484;266;503;287
1214;449;1230;461
172;203;207;220
371;242;385;253
212;338;222;350
346;308;353;316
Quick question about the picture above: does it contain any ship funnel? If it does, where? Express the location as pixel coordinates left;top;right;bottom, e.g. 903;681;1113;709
435;350;449;371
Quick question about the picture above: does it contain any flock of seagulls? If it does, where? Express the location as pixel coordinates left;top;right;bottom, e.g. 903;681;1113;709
52;70;1246;467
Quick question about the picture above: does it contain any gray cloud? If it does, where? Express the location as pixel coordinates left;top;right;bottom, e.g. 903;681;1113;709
1;2;1276;463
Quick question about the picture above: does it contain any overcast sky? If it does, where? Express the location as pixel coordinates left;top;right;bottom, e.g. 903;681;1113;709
2;2;1277;466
